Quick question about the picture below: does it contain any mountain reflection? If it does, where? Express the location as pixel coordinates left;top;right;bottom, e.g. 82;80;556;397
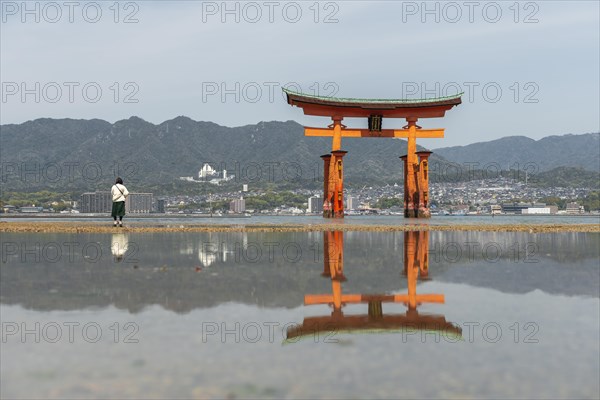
287;231;462;340
1;231;597;313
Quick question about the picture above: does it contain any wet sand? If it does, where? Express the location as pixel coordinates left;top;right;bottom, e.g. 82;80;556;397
0;221;598;233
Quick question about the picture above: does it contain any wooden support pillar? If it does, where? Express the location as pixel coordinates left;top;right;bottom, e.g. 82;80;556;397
321;230;332;277
328;231;345;281
320;116;346;219
400;155;408;218
320;154;332;218
331;279;343;314
404;231;418;310
418;230;431;280
368;301;383;319
327;230;345;314
416;151;432;218
405;118;419;218
330;150;347;218
331;116;343;151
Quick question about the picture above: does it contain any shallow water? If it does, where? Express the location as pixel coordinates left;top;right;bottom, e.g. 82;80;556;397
2;213;600;226
1;231;599;399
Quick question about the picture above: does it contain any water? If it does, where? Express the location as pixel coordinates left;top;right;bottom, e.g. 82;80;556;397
1;231;599;399
2;214;600;226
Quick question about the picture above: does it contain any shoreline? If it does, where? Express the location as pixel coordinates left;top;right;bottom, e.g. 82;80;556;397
1;213;599;219
1;221;598;233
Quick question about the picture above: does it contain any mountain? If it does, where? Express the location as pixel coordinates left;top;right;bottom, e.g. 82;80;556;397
529;166;600;189
0;117;445;192
1;117;598;194
434;133;600;173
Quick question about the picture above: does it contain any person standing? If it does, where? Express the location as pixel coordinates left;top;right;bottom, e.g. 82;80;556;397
111;177;129;227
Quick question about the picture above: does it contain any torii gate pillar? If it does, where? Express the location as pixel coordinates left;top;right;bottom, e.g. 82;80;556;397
416;151;432;218
402;119;434;218
404;118;420;218
329;150;347;218
321;117;347;218
320;154;332;218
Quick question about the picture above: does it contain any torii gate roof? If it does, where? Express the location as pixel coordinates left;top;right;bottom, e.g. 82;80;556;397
284;88;462;118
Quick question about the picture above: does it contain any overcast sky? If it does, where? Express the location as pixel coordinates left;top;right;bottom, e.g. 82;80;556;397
1;0;598;146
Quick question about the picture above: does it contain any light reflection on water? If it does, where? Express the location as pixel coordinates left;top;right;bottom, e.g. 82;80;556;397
1;231;599;399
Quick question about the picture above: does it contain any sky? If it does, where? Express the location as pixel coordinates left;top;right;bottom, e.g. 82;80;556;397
1;0;599;146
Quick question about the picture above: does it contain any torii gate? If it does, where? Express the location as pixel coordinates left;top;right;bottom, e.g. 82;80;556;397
286;230;462;341
284;88;462;218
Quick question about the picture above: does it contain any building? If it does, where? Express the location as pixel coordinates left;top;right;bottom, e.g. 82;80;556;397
80;191;153;213
565;202;585;214
156;199;166;213
522;206;558;215
308;196;323;214
80;192;112;213
346;196;356;211
490;204;502;215
199;163;218;178
179;163;235;185
20;206;43;213
126;193;153;214
2;205;17;213
451;204;470;215
229;197;245;213
501;202;547;214
501;202;529;214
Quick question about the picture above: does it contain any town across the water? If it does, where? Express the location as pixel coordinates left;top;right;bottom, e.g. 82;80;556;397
2;177;594;216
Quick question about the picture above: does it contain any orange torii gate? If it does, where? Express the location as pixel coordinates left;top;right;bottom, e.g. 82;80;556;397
286;231;462;341
284;88;462;218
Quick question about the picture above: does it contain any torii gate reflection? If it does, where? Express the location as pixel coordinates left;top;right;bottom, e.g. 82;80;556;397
286;231;462;340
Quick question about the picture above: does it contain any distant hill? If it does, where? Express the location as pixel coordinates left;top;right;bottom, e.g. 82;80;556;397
434;133;600;172
529;166;600;189
1;117;598;194
0;117;445;192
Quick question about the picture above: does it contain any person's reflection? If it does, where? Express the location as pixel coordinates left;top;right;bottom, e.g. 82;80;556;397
287;230;461;340
111;232;129;263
